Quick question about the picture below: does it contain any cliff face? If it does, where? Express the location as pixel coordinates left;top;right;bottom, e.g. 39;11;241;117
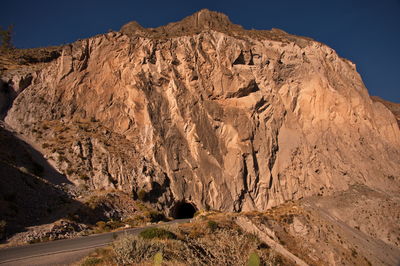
3;10;400;214
371;96;400;127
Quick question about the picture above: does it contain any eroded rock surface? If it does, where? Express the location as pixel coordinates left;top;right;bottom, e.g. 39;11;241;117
371;95;400;127
2;10;400;215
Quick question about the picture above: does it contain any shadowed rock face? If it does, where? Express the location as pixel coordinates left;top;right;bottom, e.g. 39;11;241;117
3;10;400;214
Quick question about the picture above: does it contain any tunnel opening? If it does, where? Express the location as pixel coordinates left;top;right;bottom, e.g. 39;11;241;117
171;201;197;219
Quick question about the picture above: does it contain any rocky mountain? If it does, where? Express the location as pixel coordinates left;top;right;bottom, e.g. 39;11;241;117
1;10;400;263
2;9;399;215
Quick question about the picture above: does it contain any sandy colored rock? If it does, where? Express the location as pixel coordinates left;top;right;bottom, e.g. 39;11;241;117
2;10;400;216
371;95;400;127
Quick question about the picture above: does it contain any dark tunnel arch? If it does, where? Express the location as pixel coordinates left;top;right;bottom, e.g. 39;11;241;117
170;201;197;219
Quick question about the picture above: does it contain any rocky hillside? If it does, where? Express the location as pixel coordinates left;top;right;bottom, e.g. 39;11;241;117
1;9;399;264
1;9;400;215
81;188;400;266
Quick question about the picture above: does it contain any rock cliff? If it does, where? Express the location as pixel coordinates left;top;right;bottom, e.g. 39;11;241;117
2;9;400;215
371;96;400;127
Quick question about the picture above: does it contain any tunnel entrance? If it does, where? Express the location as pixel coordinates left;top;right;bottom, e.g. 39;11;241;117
171;201;197;219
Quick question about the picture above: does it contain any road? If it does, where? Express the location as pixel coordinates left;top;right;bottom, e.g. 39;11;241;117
0;218;191;265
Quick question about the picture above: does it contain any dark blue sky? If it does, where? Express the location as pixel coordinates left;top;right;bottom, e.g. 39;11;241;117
2;0;400;102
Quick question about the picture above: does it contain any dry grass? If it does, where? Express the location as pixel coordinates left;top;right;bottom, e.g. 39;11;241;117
0;46;62;71
109;229;265;265
77;247;114;266
80;213;285;266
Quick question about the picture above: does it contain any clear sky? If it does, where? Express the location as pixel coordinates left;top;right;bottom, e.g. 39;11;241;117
2;0;400;102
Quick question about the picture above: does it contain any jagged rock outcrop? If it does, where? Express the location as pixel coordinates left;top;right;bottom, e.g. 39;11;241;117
0;46;61;119
3;9;400;214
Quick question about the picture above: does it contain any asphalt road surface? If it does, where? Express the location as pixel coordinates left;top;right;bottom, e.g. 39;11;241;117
0;218;191;265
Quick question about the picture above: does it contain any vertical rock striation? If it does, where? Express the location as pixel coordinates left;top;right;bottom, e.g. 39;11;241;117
3;10;400;214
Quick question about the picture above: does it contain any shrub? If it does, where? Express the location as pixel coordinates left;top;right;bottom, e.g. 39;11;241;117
0;25;14;50
111;227;267;265
139;228;176;240
107;220;124;230
149;211;166;222
42;143;51;149
95;220;124;233
79;174;90;181
124;217;143;227
137;189;147;201
96;221;107;231
188;229;260;265
207;220;218;231
154;252;163;266
112;233;162;264
248;252;261;266
81;257;102;266
58;155;68;162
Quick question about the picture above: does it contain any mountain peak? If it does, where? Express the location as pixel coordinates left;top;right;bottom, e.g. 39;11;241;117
180;9;236;29
120;9;243;38
119;9;314;46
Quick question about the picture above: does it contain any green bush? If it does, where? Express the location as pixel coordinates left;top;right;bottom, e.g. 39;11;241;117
154;252;163;266
95;220;125;232
139;227;176;240
81;257;102;266
247;252;260;266
107;220;124;230
207;220;219;231
137;189;147;201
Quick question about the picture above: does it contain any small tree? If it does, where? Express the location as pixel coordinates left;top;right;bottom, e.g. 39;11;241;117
0;25;14;50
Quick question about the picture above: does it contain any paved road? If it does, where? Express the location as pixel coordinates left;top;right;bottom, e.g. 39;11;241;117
0;219;191;265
